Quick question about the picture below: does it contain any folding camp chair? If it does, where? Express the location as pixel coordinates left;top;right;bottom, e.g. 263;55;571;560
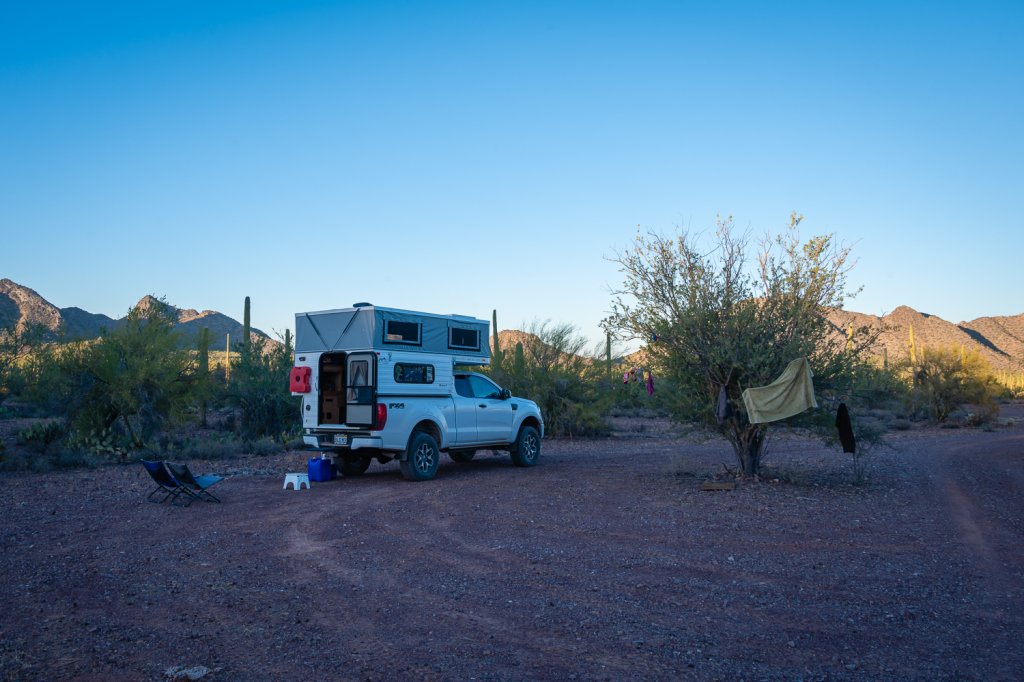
141;459;185;504
165;462;223;504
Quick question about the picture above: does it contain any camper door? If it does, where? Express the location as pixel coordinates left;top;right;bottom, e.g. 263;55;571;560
345;352;376;427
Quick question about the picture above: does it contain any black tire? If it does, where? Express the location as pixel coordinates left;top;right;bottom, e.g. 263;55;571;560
339;453;371;476
510;425;541;467
449;450;476;463
400;431;440;481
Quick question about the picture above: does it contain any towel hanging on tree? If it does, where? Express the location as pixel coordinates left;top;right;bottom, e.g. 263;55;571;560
740;357;818;424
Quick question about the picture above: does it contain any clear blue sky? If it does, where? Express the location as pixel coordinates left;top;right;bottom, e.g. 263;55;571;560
2;1;1021;349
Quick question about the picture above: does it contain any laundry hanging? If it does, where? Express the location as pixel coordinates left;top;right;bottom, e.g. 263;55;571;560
835;402;856;453
740;357;818;424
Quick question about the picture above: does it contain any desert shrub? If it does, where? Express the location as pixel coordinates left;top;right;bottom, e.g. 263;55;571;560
63;299;193;453
896;345;1000;423
225;335;300;440
486;321;612;438
17;421;64;452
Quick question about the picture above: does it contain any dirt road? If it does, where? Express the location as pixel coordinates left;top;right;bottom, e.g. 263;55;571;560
1;417;1022;680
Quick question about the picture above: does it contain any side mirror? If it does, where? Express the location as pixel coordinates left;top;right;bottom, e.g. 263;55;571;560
500;388;512;400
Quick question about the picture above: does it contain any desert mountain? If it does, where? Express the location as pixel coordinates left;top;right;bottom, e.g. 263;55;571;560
828;305;1024;372
0;279;270;349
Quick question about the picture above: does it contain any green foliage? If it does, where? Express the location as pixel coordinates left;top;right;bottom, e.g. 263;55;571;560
486;321;611;437
605;214;879;476
226;334;300;440
897;345;1000;423
17;420;64;452
67;298;192;453
0;323;48;407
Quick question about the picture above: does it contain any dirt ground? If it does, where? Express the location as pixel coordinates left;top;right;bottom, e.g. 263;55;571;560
1;409;1022;681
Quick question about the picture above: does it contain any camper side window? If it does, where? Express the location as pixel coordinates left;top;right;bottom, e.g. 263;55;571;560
383;320;421;345
395;363;435;384
449;327;480;351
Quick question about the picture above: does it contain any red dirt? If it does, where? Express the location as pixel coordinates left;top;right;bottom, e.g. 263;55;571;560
1;410;1022;681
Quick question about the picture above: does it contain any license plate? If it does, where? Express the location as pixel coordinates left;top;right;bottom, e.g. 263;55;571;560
333;434;349;446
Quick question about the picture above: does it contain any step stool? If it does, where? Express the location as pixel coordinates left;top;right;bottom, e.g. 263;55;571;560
283;472;310;490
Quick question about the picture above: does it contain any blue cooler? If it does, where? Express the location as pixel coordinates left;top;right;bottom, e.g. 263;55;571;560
308;457;334;482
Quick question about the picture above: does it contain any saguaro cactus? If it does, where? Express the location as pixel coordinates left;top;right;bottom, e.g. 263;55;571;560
513;341;525;375
225;333;231;381
492;309;502;368
284;328;293;359
908;324;917;366
606;332;612;380
198;327;210;427
243;296;251;353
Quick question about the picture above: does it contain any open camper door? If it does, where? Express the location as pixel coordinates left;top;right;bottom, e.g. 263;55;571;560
345;352;376;427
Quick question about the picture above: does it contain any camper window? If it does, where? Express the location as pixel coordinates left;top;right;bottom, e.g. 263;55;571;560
395;363;435;384
383;320;421;345
449;326;480;351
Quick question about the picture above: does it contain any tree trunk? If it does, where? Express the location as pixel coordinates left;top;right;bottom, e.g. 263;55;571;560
732;423;767;476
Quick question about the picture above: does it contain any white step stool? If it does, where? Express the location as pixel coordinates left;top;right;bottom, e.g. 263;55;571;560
283;472;310;490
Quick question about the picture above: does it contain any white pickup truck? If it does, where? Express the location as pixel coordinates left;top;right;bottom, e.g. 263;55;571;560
290;304;544;481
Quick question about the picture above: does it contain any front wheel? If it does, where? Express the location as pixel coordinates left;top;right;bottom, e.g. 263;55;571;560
400;432;440;481
510;425;541;467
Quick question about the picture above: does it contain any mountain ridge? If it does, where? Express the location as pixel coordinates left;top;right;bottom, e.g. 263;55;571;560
0;278;271;349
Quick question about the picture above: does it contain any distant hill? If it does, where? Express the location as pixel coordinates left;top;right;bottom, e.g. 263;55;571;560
827;305;1024;372
0;278;272;349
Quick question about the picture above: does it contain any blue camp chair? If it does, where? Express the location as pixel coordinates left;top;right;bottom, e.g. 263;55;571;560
141;459;184;504
165;462;223;505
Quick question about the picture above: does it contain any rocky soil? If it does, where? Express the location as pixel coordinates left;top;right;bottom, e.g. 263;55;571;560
1;409;1022;681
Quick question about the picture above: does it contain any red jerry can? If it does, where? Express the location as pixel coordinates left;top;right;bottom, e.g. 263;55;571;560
289;366;312;393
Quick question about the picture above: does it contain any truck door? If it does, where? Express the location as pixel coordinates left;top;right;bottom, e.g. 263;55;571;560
452;375;479;445
467;375;514;444
345;352;376;427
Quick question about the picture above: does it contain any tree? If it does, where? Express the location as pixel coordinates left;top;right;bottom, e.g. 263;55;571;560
71;298;192;451
604;214;876;476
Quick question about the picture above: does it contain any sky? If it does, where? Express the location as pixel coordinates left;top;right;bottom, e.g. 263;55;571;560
2;1;1022;350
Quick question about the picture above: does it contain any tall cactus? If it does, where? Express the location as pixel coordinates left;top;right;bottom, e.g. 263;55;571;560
883;346;889;370
284;328;293;359
513;341;525;375
908;324;916;366
492;309;503;368
242;296;251;354
606;332;612;380
846;323;854;352
198;327;210;427
225;333;231;381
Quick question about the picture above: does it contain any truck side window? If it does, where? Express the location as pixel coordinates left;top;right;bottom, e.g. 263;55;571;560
454;376;473;398
468;375;501;400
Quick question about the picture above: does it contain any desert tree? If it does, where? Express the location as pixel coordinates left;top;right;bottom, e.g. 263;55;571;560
604;214;878;476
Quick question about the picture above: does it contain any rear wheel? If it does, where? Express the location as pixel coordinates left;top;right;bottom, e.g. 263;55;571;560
400;432;440;481
339;453;372;476
449;450;476;463
510;425;541;467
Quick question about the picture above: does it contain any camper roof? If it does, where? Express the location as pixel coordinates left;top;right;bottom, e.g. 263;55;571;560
294;304;491;362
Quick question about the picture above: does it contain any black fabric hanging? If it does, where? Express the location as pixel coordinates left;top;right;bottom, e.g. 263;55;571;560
836;402;856;454
716;385;732;425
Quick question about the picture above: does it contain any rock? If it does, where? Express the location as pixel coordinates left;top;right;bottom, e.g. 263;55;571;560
165;665;210;680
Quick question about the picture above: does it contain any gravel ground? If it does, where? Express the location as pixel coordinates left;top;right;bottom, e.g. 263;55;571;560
1;409;1022;681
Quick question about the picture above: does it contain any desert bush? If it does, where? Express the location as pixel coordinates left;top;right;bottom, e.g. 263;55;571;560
63;299;193;453
895;345;1000;423
17;421;64;452
487;321;612;437
225;335;300;440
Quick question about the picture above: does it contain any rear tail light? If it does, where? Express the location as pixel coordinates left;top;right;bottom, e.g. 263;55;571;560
375;403;388;430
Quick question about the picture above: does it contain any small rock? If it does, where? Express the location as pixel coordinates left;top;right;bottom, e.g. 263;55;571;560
165;665;210;680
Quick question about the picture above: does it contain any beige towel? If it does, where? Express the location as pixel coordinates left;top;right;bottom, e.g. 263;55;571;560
741;357;818;424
